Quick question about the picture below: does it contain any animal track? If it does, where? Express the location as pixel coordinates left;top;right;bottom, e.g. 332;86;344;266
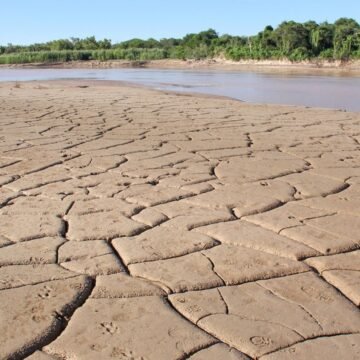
250;336;273;347
100;321;119;335
110;347;145;359
37;285;54;299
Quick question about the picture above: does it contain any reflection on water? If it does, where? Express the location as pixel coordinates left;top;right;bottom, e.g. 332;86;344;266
0;68;359;111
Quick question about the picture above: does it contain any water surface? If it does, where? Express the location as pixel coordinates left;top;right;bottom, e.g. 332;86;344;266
0;68;359;111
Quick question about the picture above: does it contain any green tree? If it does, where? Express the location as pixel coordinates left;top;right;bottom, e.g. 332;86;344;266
144;38;161;48
159;38;181;48
182;29;218;48
303;21;318;33
118;38;147;49
258;25;276;50
274;21;310;55
98;38;112;49
49;39;74;51
310;22;334;55
81;36;99;50
333;18;360;59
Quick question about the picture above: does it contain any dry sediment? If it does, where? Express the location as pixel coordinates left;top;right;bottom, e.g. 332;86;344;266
0;81;359;359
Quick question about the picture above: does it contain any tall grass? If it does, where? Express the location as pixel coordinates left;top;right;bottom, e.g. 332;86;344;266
0;50;90;64
0;48;170;64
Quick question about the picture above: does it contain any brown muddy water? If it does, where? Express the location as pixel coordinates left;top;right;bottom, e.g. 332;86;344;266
0;68;359;111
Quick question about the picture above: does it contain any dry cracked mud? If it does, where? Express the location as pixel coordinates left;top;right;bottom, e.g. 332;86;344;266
0;80;359;359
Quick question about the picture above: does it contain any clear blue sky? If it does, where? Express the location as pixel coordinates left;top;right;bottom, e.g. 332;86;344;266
1;0;359;45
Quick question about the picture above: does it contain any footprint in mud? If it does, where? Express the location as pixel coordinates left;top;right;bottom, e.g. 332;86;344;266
100;321;119;335
301;285;334;303
37;285;54;299
111;347;146;359
250;336;273;347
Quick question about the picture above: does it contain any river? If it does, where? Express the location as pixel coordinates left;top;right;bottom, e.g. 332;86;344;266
0;68;359;111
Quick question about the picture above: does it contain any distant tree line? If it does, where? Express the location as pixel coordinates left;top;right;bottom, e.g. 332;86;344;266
0;18;359;64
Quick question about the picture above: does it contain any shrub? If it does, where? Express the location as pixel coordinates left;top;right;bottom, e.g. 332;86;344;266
288;47;311;61
319;49;334;60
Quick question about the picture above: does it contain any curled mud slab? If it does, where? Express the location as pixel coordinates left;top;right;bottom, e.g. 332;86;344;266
0;81;359;359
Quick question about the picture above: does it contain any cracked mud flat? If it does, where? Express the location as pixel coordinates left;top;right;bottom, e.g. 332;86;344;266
0;80;360;360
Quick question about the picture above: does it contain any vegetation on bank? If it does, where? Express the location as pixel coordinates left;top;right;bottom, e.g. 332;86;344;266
1;18;359;64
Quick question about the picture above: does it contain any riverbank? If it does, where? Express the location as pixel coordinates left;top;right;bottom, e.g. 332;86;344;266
0;80;360;359
2;58;360;74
